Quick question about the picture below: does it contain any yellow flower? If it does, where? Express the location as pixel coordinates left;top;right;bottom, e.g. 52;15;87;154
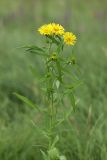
38;23;64;36
51;23;64;35
38;24;52;35
63;32;77;45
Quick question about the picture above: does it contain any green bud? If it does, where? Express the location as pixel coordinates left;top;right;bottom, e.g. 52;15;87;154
71;57;76;64
51;53;57;61
67;57;76;65
48;147;60;160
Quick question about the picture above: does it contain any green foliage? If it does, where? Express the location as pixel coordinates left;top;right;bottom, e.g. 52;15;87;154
13;92;41;112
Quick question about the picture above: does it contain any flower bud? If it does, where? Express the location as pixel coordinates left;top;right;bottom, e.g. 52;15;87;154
71;57;76;64
51;53;57;61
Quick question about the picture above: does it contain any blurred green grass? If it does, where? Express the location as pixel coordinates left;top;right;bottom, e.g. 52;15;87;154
0;0;107;160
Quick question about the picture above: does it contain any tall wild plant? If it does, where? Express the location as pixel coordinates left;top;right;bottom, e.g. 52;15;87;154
15;23;82;160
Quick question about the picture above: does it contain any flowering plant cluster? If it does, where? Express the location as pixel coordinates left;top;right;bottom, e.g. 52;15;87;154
38;23;76;45
15;23;81;160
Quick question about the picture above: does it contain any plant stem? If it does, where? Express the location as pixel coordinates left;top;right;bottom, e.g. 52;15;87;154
48;90;54;149
47;41;54;150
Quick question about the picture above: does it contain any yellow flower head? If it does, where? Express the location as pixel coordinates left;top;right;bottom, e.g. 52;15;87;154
51;23;64;35
38;23;64;36
63;32;77;45
38;24;52;35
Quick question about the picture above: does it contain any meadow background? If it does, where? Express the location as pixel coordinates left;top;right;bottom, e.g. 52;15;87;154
0;0;107;160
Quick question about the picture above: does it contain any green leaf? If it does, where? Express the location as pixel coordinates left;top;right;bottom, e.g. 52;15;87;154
51;135;59;149
13;92;41;112
23;45;45;52
65;80;83;91
27;50;48;57
56;118;65;126
70;92;76;111
55;80;60;89
23;45;48;57
40;150;49;160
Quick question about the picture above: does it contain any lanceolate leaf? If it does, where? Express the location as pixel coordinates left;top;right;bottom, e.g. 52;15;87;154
65;80;83;91
26;49;48;57
69;92;76;111
40;150;49;160
51;135;59;149
13;92;41;112
23;45;48;57
26;50;48;57
23;45;45;52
